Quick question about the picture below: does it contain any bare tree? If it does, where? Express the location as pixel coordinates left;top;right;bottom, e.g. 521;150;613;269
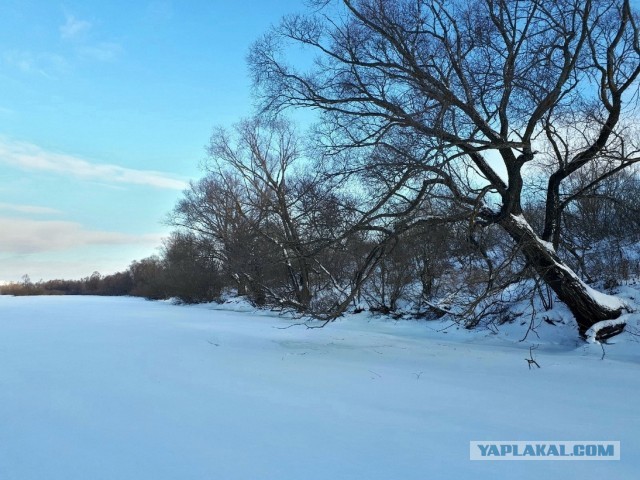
173;117;355;310
207;118;318;308
162;232;223;304
250;0;640;336
171;173;264;296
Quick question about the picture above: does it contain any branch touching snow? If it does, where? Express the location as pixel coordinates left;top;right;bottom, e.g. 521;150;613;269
585;316;628;343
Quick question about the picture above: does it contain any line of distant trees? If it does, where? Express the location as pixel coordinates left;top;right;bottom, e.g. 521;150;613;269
1;272;134;298
0;234;224;304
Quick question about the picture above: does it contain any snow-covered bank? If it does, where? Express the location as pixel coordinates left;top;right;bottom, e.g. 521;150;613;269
0;295;638;479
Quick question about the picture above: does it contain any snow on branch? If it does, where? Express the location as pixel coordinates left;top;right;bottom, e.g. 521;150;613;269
585;317;628;343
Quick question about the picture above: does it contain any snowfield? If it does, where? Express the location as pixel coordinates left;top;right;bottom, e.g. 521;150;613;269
0;295;638;480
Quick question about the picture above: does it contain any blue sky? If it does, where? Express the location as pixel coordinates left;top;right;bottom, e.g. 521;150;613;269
0;0;303;282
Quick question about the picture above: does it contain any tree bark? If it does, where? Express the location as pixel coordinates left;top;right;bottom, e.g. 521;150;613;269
499;214;624;337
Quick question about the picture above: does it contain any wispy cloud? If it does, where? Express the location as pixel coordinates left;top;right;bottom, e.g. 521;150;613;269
59;12;122;62
3;50;67;78
0;217;163;254
78;42;122;62
0;137;188;190
146;1;174;22
3;13;121;78
0;202;62;215
60;14;92;40
3;51;34;73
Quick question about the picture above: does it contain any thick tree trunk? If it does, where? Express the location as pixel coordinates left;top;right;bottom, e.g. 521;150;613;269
499;214;624;337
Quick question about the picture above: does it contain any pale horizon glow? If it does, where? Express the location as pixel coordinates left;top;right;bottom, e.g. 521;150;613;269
0;217;164;255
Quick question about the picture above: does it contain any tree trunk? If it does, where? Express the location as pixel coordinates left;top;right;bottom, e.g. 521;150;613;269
499;214;624;337
297;264;312;308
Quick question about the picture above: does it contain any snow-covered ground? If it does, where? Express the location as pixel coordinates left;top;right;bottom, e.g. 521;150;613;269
0;295;638;480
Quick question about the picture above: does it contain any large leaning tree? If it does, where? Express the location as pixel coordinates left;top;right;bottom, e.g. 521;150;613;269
250;0;640;336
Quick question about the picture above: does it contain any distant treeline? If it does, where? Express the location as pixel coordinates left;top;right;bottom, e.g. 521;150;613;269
0;240;223;305
1;271;137;299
